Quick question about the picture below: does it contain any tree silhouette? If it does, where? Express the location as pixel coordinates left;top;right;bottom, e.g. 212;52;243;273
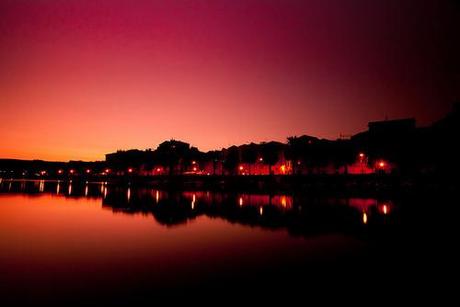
223;146;240;175
156;140;190;175
261;142;281;175
241;143;258;175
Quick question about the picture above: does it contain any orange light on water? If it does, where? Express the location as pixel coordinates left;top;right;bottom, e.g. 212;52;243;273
280;165;286;174
191;193;196;209
281;196;287;208
383;205;388;214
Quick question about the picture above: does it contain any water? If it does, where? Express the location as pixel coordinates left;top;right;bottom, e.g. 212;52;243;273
0;179;452;303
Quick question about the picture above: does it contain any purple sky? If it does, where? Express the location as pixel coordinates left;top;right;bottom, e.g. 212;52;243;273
0;0;459;160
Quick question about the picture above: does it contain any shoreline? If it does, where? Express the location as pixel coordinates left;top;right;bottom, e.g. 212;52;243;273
1;174;457;196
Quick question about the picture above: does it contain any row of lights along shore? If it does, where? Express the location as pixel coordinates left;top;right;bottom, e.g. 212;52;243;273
32;153;387;176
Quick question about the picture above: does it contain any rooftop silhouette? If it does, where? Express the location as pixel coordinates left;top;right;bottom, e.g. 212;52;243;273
1;104;458;186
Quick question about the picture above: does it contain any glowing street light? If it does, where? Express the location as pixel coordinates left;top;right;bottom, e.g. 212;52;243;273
128;168;133;173
57;169;63;174
104;168;111;174
259;157;263;162
192;167;197;172
239;165;244;171
377;160;386;169
86;169;91;174
69;169;75;174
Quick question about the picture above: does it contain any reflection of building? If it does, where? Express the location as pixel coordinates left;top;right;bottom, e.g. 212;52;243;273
0;179;396;237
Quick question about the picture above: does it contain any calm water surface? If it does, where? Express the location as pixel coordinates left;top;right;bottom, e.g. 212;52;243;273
0;179;449;303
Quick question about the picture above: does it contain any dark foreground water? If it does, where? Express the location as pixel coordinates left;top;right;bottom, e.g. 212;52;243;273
0;179;456;304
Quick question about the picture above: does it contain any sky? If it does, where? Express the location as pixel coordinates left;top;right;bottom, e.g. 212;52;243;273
1;0;459;161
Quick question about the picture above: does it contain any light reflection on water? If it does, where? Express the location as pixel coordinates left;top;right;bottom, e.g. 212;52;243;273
0;179;396;232
0;179;404;302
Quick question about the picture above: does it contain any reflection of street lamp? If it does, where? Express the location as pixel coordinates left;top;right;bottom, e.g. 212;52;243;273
280;165;286;174
362;212;368;224
382;204;388;215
